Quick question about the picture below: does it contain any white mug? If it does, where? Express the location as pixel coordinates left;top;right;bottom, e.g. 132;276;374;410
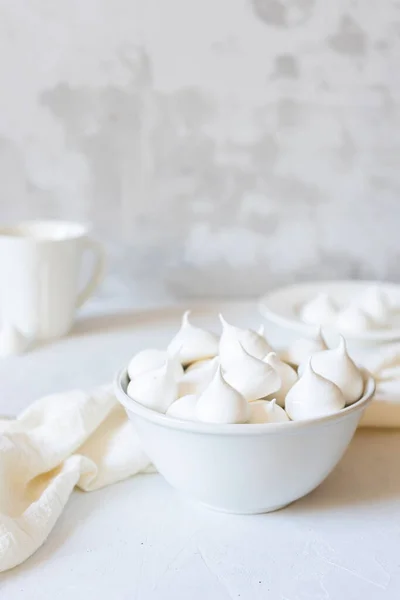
0;220;105;341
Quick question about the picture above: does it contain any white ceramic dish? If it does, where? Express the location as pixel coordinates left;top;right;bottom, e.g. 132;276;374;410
259;280;400;343
115;369;375;514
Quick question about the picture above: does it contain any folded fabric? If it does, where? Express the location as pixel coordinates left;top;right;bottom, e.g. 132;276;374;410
0;386;151;573
1;345;400;573
361;343;400;427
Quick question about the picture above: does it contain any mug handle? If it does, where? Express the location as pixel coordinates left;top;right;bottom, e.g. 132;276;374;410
76;239;106;309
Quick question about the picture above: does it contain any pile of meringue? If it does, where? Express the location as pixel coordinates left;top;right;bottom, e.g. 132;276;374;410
125;311;366;425
299;285;399;334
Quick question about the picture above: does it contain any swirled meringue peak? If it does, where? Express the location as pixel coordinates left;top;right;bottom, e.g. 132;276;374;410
263;352;298;407
249;399;290;424
223;342;281;401
127;355;178;413
219;314;272;371
167;311;219;367
336;304;375;335
300;293;338;326
128;348;183;380
178;356;219;397
166;394;198;421
196;367;249;424
285;361;345;421
284;328;328;367
310;336;364;405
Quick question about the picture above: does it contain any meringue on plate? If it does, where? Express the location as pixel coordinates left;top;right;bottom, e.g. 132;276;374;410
223;342;281;402
336;303;375;335
285;361;346;421
196;367;249;424
299;293;338;326
310;336;364;405
168;311;219;367
219;314;272;371
358;285;391;327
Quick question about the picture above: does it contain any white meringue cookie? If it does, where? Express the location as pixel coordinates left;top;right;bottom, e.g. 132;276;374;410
284;328;328;367
359;285;391;326
300;293;338;326
263;352;298;407
249;399;290;424
0;324;29;357
336;303;375;334
128;348;183;380
127;355;178;413
285;361;345;420
223;343;281;401
196;367;249;424
178;357;219;397
219;314;272;371
166;394;198;421
168;311;219;366
311;336;364;405
185;357;217;372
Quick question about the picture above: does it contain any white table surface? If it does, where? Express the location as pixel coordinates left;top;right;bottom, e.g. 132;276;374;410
1;299;400;600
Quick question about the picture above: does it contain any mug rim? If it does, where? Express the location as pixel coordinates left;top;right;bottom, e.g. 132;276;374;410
0;220;90;242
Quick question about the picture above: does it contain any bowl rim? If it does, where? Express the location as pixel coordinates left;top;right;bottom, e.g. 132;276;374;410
114;367;375;436
258;280;400;342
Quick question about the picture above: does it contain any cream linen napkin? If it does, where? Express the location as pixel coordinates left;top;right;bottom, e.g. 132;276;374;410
0;386;151;573
1;346;400;574
360;343;400;427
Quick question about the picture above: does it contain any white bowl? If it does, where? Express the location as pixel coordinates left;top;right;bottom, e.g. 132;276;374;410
115;369;375;514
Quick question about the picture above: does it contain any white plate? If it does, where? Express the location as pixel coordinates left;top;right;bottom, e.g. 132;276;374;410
259;280;400;342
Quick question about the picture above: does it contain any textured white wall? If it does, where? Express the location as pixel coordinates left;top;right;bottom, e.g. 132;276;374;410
0;0;399;300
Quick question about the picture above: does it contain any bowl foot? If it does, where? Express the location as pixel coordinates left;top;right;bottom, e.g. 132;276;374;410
198;500;293;515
